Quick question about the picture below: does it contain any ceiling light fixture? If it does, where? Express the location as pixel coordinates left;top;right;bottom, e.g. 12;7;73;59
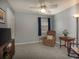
40;8;46;13
40;5;47;13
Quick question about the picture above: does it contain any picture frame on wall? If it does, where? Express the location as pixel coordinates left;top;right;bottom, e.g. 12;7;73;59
0;8;6;24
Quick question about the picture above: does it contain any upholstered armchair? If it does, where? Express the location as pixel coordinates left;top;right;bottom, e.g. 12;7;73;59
42;31;56;47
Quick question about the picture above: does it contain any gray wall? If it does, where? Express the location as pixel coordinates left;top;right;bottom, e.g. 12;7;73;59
6;7;15;39
15;12;53;43
0;0;15;39
54;3;79;42
0;0;8;28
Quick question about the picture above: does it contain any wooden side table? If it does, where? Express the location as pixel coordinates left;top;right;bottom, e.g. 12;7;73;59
59;36;75;48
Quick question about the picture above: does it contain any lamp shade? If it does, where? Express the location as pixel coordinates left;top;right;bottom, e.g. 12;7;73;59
74;14;79;17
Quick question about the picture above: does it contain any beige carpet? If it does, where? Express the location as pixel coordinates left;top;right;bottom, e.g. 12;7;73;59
13;43;74;59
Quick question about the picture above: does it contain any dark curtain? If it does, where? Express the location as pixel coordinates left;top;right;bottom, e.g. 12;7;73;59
38;17;41;36
48;18;51;31
38;17;51;36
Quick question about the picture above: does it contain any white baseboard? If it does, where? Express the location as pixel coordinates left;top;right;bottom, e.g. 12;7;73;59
15;40;60;46
15;40;42;45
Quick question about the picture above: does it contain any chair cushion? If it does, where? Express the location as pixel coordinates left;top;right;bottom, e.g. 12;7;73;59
47;35;54;40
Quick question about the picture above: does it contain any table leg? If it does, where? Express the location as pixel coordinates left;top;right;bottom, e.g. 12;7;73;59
73;40;74;47
60;39;61;48
65;41;66;47
67;42;69;48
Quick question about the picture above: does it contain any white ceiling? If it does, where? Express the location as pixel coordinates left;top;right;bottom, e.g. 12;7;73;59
7;0;79;15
